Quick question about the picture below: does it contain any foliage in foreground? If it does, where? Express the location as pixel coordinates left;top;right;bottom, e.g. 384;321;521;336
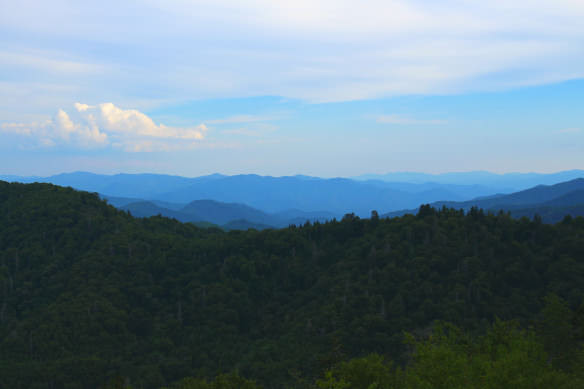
106;319;584;389
315;320;584;389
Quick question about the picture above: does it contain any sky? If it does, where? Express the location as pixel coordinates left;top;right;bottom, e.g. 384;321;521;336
0;0;583;177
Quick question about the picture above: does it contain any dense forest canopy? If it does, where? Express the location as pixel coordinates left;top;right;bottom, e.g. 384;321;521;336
0;181;583;388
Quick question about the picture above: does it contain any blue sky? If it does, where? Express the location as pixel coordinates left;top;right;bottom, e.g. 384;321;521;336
0;0;583;177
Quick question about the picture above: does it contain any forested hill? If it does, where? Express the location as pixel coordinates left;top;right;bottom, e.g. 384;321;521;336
1;181;584;388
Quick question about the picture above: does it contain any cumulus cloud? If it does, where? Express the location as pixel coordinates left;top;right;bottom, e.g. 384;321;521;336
74;102;90;111
0;102;207;151
0;110;108;148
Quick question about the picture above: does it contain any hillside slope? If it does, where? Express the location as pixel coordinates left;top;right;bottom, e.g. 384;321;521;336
1;181;583;388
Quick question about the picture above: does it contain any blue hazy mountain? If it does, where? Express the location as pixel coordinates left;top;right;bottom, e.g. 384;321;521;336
384;178;584;222
221;219;275;231
356;170;584;192
117;198;336;229
539;189;584;207
360;179;500;200
180;199;274;225
432;178;584;210
101;195;186;210
156;175;413;215
46;172;201;198
119;201;191;220
3;170;583;216
151;175;520;215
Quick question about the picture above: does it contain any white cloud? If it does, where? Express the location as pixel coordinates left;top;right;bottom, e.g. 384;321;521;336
0;110;108;148
0;103;207;151
74;103;91;112
376;114;446;125
93;103;207;140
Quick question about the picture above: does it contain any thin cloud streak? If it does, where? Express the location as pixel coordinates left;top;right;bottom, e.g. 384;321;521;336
0;50;105;74
376;115;446;125
556;128;581;134
221;128;263;137
206;115;275;124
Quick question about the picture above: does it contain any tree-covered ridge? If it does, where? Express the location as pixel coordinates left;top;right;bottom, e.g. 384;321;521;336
0;181;583;388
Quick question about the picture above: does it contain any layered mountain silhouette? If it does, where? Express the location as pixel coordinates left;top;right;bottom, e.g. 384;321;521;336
356;169;584;190
2;171;583;226
384;178;584;223
0;171;536;215
115;198;335;229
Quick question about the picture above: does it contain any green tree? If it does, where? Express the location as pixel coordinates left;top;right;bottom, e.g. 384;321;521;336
163;373;261;389
538;293;576;368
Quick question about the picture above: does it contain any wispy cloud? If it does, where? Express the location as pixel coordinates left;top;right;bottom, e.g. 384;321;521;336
0;50;104;74
1;0;583;108
220;121;279;137
556;127;581;134
0;103;208;152
221;128;263;137
376;114;446;125
206;114;275;125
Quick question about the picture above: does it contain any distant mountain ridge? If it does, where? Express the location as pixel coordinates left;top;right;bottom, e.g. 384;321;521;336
0;170;556;215
384;178;584;223
433;178;584;210
356;169;584;191
2;170;583;222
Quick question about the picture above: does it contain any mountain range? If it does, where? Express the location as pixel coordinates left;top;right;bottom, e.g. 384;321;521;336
112;198;335;229
2;170;584;226
0;171;504;215
356;169;584;190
